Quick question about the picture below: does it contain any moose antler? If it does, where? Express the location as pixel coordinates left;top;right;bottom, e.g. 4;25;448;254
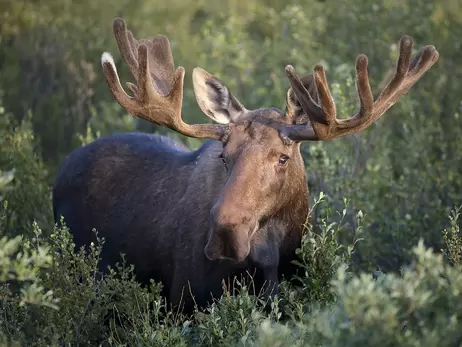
101;18;228;140
279;36;439;141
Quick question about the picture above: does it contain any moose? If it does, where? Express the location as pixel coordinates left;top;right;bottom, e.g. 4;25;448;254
52;18;439;313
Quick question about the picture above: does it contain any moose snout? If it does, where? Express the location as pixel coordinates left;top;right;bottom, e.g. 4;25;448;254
204;207;255;262
204;225;251;262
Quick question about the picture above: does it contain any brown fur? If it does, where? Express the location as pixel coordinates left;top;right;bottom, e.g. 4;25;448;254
52;101;313;313
55;19;317;313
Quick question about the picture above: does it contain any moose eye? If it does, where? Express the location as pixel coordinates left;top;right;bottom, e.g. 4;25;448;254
278;154;290;166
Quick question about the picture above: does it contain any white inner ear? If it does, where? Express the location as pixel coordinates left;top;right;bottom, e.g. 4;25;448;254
213;113;232;124
193;68;231;124
207;81;231;124
210;112;229;124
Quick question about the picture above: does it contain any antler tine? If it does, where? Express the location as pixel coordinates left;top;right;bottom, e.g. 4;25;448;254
101;18;228;140
372;39;439;117
113;18;139;83
280;36;439;142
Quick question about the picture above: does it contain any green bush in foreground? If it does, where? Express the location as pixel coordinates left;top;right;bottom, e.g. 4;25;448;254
0;194;460;346
255;237;462;347
0;171;58;347
252;209;462;347
0;220;181;347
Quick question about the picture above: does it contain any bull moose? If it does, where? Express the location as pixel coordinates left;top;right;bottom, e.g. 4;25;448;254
52;18;439;313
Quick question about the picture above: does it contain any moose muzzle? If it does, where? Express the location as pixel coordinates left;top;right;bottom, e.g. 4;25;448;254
204;207;257;262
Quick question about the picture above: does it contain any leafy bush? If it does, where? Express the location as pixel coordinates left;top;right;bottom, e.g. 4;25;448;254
280;193;364;321
442;206;462;266
0;171;58;346
0;220;181;346
253;236;462;347
0;109;53;238
194;282;273;347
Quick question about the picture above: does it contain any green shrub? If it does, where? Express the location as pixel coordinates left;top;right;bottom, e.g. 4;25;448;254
442;206;462;266
0;221;179;346
0;171;58;346
253;238;462;347
280;193;364;322
0;110;53;238
194;281;273;347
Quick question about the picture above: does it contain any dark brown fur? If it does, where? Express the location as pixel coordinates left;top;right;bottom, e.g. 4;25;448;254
52;108;310;313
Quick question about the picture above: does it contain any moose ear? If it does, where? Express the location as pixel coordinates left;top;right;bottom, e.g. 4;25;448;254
285;74;319;123
192;67;248;124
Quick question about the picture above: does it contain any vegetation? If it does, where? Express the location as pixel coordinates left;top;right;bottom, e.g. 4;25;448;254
0;0;461;345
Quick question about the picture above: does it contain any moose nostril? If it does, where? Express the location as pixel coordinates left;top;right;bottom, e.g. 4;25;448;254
204;226;231;261
205;223;251;263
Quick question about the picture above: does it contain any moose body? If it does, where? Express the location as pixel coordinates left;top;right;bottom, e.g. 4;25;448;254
52;18;438;313
53;131;304;311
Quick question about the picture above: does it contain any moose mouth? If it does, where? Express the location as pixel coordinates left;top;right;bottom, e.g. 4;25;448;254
204;222;260;263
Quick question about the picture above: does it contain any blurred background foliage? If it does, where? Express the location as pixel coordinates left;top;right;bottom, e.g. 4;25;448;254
0;0;461;277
